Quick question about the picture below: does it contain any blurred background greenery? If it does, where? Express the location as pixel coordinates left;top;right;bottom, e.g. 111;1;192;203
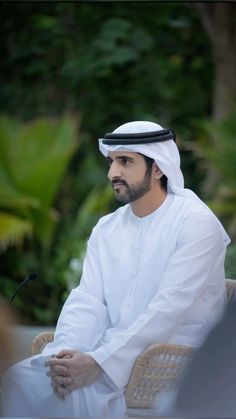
0;3;235;325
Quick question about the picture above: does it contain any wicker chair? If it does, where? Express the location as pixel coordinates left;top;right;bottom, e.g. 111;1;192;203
31;279;236;416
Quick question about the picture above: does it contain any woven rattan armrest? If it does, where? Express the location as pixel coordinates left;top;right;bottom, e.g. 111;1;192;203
226;278;236;301
31;331;54;356
125;342;194;410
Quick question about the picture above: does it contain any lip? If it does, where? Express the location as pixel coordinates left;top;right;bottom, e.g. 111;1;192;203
112;182;126;190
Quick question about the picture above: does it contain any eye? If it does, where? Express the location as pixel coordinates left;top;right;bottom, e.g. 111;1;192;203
121;157;130;166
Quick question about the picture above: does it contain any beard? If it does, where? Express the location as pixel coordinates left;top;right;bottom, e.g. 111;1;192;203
112;173;152;204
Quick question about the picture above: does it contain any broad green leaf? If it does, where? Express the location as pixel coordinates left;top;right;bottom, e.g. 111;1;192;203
0;115;79;250
0;212;32;251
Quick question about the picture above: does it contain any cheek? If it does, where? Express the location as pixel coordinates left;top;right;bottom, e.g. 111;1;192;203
129;169;146;183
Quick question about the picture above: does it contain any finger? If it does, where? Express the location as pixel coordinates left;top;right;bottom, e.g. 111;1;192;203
62;383;74;393
46;359;68;370
46;358;62;367
52;384;65;400
53;389;65;401
65;377;87;390
46;364;68;377
55;354;72;360
45;354;57;366
50;375;72;387
55;385;69;398
55;350;74;359
53;365;69;375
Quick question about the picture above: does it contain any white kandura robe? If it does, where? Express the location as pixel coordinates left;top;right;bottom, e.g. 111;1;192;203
2;192;228;417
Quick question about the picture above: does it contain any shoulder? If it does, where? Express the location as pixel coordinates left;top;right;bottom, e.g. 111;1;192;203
173;195;223;245
90;204;129;238
97;204;129;227
98;205;128;224
173;194;217;221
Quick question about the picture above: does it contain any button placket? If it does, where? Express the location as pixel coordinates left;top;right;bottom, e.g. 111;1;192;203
132;220;143;277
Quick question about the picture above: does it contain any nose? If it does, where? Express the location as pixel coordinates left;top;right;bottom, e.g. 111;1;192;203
107;161;121;181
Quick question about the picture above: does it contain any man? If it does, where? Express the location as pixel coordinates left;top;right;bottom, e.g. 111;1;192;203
2;121;230;417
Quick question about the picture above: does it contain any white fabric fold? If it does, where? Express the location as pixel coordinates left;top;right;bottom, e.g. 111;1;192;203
32;288;109;362
87;198;227;389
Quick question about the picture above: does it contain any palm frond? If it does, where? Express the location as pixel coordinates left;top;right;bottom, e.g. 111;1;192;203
0;212;33;252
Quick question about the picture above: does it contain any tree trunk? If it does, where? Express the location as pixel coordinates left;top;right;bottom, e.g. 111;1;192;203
194;3;236;120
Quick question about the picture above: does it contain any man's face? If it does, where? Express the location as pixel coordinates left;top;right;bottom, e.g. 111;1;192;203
107;151;152;204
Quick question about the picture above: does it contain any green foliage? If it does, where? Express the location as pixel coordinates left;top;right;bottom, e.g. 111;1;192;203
225;244;236;279
207;111;236;188
84;18;154;75
0;115;79;323
46;184;113;300
0;114;114;324
0;115;78;251
0;3;212;204
0;3;212;131
0;3;233;324
0;212;32;251
195;110;236;240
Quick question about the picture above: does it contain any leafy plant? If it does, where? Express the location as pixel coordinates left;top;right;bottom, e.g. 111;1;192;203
196;110;236;241
0;115;78;253
0;115;79;323
0;2;231;324
225;244;236;279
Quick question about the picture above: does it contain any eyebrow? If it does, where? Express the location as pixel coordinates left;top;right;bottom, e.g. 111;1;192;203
106;155;135;162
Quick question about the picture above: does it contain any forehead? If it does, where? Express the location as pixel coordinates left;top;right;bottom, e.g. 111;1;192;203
107;151;142;160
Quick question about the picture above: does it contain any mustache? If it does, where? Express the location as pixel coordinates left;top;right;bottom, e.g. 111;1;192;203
111;178;128;187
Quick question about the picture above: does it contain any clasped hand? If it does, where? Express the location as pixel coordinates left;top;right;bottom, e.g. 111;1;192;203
45;349;102;400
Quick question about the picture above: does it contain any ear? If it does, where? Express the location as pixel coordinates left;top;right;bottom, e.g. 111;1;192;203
153;163;164;180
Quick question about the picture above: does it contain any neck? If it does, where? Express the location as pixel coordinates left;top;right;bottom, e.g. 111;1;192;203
130;187;167;217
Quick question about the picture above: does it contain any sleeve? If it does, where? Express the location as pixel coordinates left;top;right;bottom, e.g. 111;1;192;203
87;211;227;390
40;224;109;356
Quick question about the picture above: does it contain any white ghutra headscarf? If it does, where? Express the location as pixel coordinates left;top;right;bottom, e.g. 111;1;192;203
99;120;230;245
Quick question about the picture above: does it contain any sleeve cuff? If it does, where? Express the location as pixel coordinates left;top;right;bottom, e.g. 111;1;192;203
87;346;129;391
